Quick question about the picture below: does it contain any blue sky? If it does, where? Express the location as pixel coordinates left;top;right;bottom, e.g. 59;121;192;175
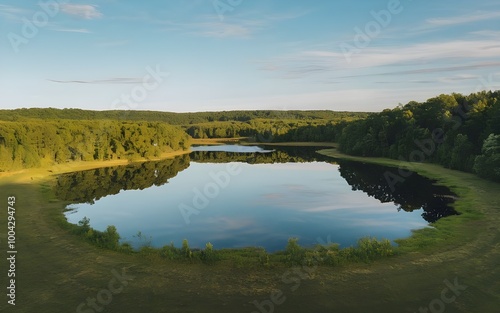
1;0;500;112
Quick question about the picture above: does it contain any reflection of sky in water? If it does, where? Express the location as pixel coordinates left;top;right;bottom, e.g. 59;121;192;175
65;162;428;252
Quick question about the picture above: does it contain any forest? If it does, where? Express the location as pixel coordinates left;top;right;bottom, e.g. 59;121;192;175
336;91;500;182
0;120;190;171
184;119;344;141
1;91;499;182
0;108;367;125
0;109;362;171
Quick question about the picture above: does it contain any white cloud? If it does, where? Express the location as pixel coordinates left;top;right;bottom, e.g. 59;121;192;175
60;4;102;19
96;40;129;47
469;30;500;37
161;17;263;38
51;28;91;33
192;20;257;38
48;77;142;84
346;39;500;69
0;4;28;20
161;11;305;39
258;39;500;80
425;11;500;27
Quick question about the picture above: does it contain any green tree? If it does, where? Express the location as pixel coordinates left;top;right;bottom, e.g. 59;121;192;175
474;134;500;181
449;134;475;171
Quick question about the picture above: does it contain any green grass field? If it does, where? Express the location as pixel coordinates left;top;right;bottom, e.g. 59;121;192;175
1;147;499;312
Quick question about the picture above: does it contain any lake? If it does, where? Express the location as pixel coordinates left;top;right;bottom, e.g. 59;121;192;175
58;145;458;252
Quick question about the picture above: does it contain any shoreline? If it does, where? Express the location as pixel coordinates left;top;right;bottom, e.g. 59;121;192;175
191;137;339;148
0;141;336;184
245;141;338;147
191;138;246;145
0;144;499;311
0;149;192;184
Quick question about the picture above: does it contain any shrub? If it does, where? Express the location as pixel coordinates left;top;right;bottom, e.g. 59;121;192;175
285;238;306;265
355;237;394;262
181;239;192;259
201;242;218;264
161;242;182;260
102;225;120;249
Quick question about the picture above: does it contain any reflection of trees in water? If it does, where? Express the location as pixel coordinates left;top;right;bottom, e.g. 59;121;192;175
56;147;326;204
190;146;331;164
55;146;457;224
337;161;458;223
55;154;190;203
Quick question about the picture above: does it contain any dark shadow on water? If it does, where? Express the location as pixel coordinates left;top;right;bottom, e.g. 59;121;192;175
337;160;459;223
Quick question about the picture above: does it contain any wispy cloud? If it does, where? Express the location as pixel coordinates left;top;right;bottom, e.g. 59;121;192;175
425;11;500;28
469;30;500;37
337;62;500;79
60;4;103;19
258;39;500;80
48;77;141;84
438;74;481;83
190;19;260;38
0;4;28;21
96;40;129;47
161;17;260;38
161;11;305;38
50;28;91;33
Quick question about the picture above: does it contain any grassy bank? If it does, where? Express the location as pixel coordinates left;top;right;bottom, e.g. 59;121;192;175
0;147;499;312
317;148;485;253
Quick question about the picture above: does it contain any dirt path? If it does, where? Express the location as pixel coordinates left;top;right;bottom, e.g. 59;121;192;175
0;149;499;312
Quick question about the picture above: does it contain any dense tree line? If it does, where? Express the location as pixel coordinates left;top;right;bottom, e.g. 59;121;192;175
184;121;255;138
0;108;368;125
337;91;500;181
270;122;345;142
0;120;190;171
185;119;347;141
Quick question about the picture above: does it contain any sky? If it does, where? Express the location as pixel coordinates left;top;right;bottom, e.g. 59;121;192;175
1;0;500;112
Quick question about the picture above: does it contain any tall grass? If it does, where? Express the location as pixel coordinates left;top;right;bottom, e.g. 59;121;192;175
68;218;394;267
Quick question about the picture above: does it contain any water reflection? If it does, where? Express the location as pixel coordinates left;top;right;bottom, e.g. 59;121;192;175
56;146;459;250
55;155;190;204
337;161;458;223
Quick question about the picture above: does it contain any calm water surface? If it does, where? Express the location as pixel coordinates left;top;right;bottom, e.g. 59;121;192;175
59;145;457;252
